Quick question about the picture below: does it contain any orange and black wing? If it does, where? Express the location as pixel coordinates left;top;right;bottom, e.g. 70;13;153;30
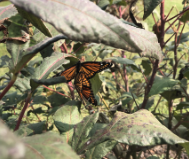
79;62;112;79
53;63;78;82
74;72;97;106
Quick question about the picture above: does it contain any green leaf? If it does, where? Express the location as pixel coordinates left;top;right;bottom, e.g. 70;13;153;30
0;55;11;68
89;123;108;137
6;39;30;73
10;0;163;60
72;112;99;152
14;76;31;92
16;7;52;37
30;76;66;91
79;110;188;151
23;132;80;159
141;60;152;75
30;53;69;91
176;102;189;110
174;111;189;128
143;0;163;20
47;88;70;107
32;95;47;105
180;10;189;23
13;34;67;74
16;122;46;137
89;74;102;95
177;32;189;44
27;107;46;116
0;120;25;159
183;67;189;79
2;91;23;106
73;42;85;54
0;4;17;19
98;0;124;9
28;56;43;67
85;140;117;159
148;76;180;97
53;100;82;143
8;14;28;38
180;142;189;157
105;56;139;71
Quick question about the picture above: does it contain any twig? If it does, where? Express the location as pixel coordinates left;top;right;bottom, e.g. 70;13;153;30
98;92;109;110
67;82;75;100
31;105;41;122
177;23;185;45
122;51;129;92
14;93;32;131
164;32;176;46
165;6;175;21
166;7;189;22
42;85;71;98
0;75;17;100
130;91;139;110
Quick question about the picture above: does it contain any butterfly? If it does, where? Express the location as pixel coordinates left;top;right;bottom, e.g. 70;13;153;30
53;61;112;82
74;72;97;106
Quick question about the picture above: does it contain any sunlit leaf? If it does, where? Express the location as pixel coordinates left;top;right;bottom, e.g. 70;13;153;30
23;132;80;159
53;100;82;143
10;0;163;60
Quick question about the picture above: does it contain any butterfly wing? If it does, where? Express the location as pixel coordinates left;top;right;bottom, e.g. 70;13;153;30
53;62;79;82
74;72;97;106
79;62;112;79
82;86;97;106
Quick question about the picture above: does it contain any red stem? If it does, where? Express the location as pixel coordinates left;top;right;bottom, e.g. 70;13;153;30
0;76;16;100
141;0;165;109
166;7;189;22
14;93;32;131
42;85;71;98
119;6;122;19
67;82;74;100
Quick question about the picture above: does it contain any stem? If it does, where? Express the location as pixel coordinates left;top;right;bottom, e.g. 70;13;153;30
166;145;170;159
141;60;159;109
160;0;165;47
43;85;71;98
173;22;181;79
60;42;68;53
165;6;175;21
140;0;164;109
67;81;74;100
14;93;32;131
164;32;176;46
118;6;122;18
177;23;185;45
164;13;183;34
0;75;17;100
112;72;126;91
31;105;41;122
166;7;189;22
98;92;109;110
168;100;173;130
172;111;189;131
153;96;162;113
122;51;129;92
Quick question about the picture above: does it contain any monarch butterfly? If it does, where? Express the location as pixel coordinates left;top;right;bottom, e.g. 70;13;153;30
53;61;112;82
74;72;97;106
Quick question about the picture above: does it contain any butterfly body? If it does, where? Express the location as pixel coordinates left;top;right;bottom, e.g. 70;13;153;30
74;72;97;106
